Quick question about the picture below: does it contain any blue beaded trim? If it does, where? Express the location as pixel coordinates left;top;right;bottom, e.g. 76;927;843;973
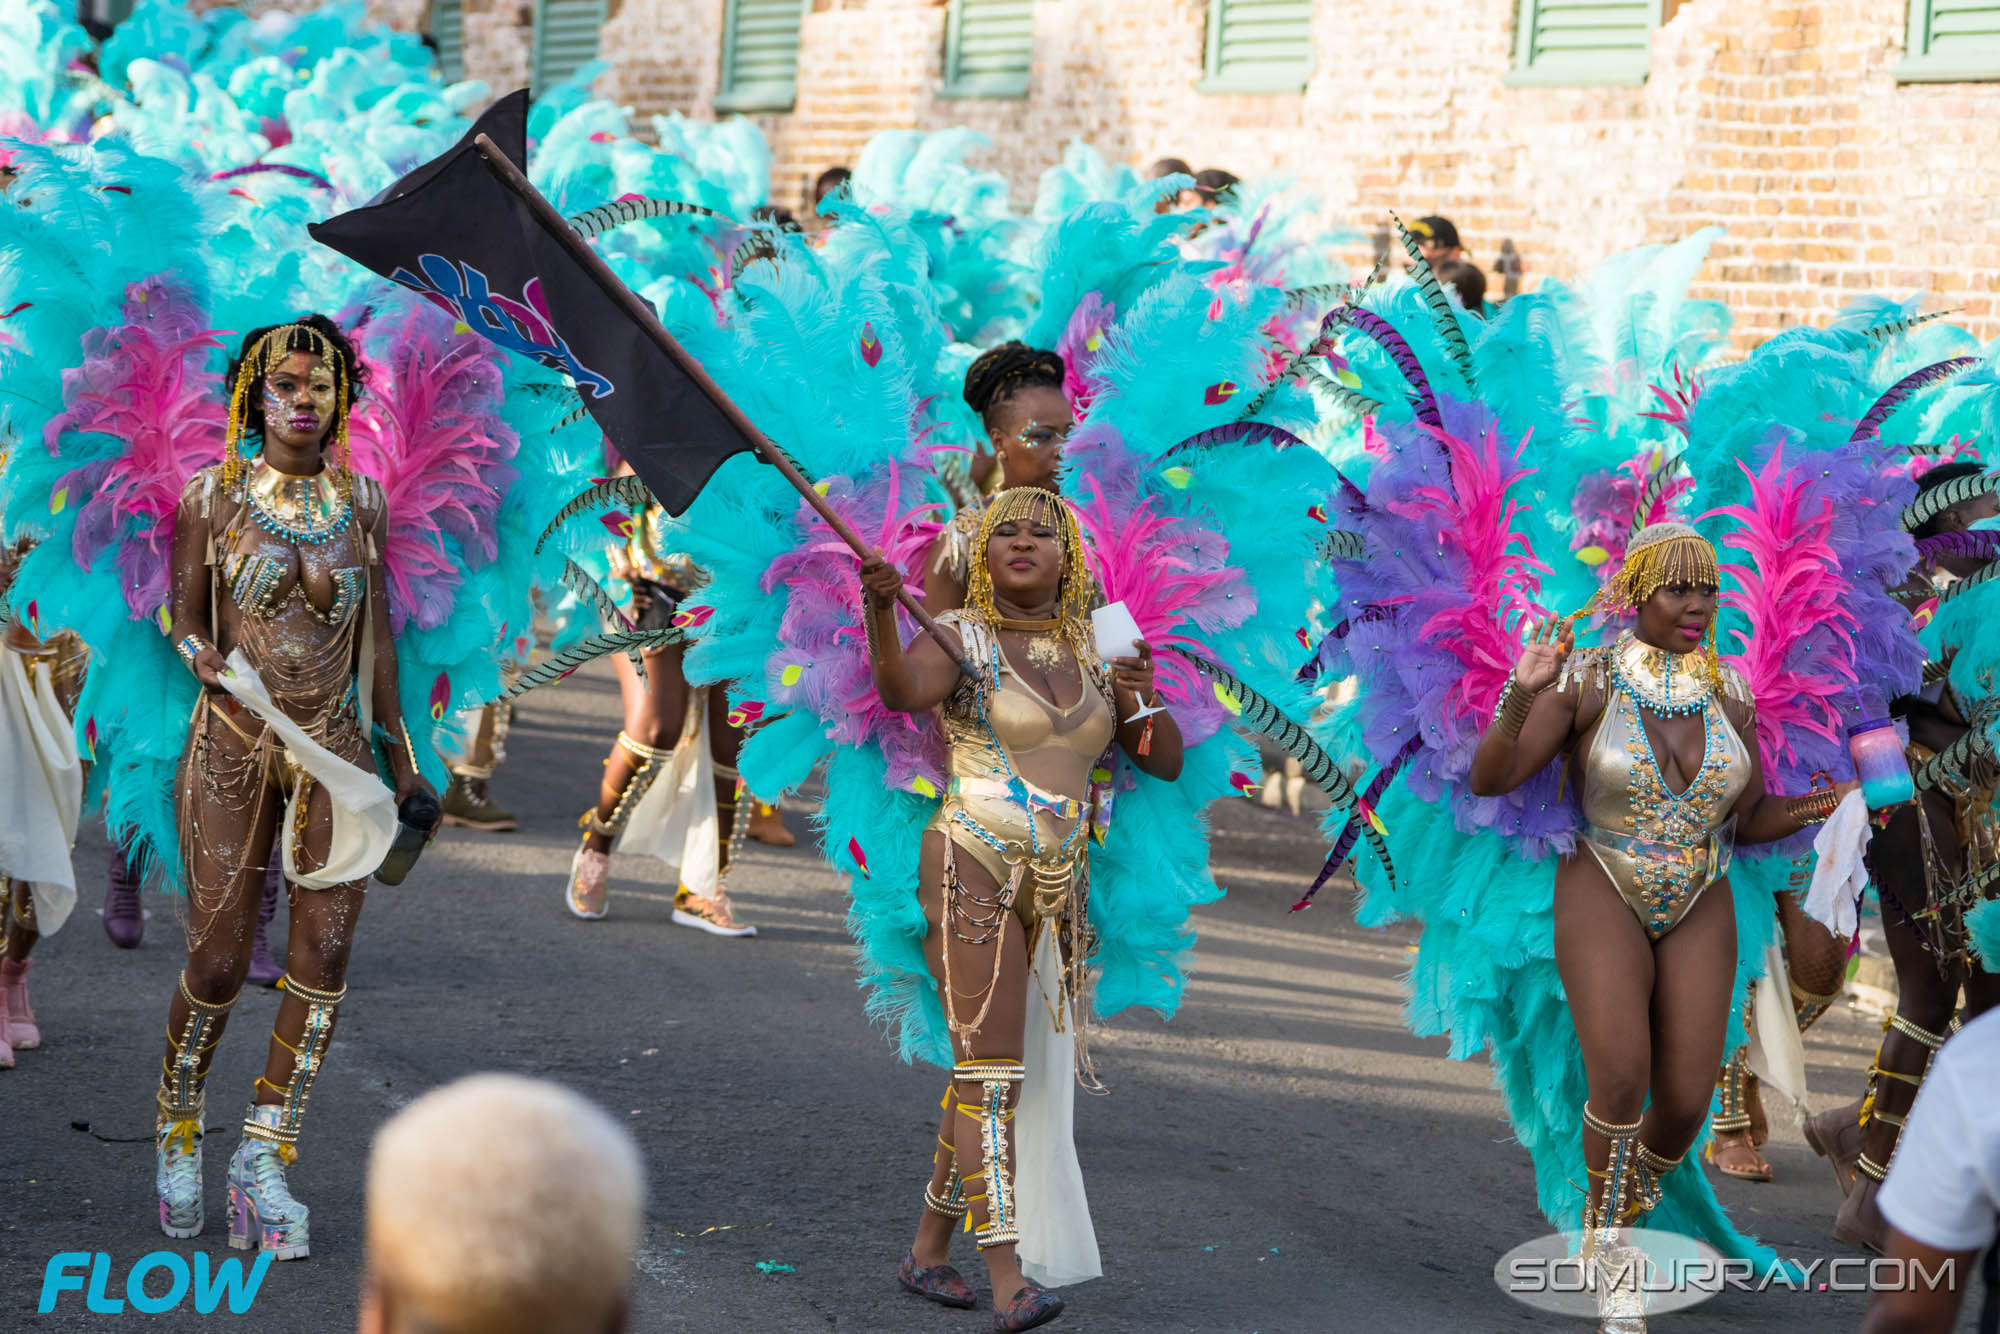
248;482;352;547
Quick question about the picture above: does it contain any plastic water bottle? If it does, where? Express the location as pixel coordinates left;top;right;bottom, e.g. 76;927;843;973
1847;718;1914;810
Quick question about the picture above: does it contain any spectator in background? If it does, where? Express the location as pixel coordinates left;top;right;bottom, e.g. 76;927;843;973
1409;215;1464;268
357;1075;645;1334
1194;167;1240;209
1857;906;2000;1334
806;165;852;231
1435;258;1488;316
751;203;802;234
1147;159;1210;214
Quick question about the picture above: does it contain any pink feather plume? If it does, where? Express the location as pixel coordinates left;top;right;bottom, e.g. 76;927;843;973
346;307;520;634
1709;445;1857;777
45;278;225;620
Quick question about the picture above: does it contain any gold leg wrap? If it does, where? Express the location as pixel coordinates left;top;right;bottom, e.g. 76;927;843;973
1790;978;1841;1035
957;1060;1025;1249
581;732;671;840
924;1080;970;1219
246;975;345;1150
160;973;238;1122
1633;1142;1683;1216
923;1180;969;1219
1582;1104;1646;1237
1712;1045;1753;1133
1856;1011;1948;1175
1581;1104;1649;1332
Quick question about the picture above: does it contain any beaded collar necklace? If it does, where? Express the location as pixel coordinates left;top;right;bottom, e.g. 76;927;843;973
1609;630;1712;718
247;460;351;546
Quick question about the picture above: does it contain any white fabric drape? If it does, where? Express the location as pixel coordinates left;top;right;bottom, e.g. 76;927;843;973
614;695;720;894
1015;925;1102;1287
1746;949;1811;1124
0;648;82;932
220;650;397;889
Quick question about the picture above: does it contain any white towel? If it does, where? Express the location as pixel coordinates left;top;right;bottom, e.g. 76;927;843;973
1015;926;1102;1287
1804;791;1870;940
0;648;82;932
219;650;397;889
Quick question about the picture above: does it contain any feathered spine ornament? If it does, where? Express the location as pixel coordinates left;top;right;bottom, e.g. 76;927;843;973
1685;329;1930;733
40;279;226;620
0;143;222;892
1050;232;1364;923
1326;395;1570;857
346;302;520;636
1705;443;1857;789
651;239;966;1065
1325;253;1822;1270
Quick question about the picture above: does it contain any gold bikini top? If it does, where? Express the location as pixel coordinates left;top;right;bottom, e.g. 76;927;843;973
200;463;378;626
939;611;1116;808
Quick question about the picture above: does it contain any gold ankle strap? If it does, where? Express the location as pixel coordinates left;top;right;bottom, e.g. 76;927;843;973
1582;1105;1643;1139
1890;1014;1946;1049
923;1183;969;1219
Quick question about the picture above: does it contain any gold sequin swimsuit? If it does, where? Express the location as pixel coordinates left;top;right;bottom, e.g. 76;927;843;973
1567;636;1753;939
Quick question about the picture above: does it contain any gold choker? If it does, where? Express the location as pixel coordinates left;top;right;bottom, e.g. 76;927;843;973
247;461;350;546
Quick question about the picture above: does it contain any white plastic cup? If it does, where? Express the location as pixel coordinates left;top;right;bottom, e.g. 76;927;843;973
1091;600;1144;662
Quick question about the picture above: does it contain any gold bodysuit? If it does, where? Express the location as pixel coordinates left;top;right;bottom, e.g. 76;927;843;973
928;612;1115;926
1564;634;1754;939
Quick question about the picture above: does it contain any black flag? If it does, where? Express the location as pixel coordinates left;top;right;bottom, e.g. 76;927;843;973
308;89;753;515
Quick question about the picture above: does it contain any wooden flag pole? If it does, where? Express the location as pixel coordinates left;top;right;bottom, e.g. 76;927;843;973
470;133;976;678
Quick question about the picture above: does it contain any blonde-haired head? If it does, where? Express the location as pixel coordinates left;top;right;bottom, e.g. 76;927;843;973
364;1074;644;1334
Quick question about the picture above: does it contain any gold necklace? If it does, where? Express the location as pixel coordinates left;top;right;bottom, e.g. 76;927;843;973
247;461;351;546
1611;631;1713;717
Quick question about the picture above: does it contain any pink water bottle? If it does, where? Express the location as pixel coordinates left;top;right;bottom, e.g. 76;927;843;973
1847;718;1914;810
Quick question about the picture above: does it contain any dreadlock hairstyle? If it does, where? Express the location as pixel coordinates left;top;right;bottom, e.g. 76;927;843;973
966;487;1099;663
222;314;365;490
1573;521;1725;683
1911;459;1990;539
961;340;1065;432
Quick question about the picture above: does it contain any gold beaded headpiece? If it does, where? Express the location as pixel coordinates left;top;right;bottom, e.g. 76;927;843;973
223;323;353;491
966;487;1097;627
1575;521;1724;682
1598;522;1719;610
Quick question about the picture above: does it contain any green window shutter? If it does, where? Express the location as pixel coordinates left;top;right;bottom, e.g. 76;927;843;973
1898;2;2000;81
532;0;606;93
431;0;464;82
717;0;810;113
1507;0;1660;87
940;0;1035;100
1200;0;1314;95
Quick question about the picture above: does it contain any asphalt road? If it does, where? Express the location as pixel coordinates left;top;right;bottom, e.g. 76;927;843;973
0;663;1960;1332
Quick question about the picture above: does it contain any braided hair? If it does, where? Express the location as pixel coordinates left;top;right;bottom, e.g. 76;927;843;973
962;341;1064;432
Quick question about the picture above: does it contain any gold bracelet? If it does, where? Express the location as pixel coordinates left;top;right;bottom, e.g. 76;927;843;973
1785;788;1840;825
1493;676;1540;737
863;603;885;660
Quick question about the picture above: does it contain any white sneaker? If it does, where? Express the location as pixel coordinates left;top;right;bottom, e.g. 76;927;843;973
156;1116;204;1238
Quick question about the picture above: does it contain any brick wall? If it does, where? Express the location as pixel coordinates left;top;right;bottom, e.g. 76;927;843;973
365;0;2000;347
